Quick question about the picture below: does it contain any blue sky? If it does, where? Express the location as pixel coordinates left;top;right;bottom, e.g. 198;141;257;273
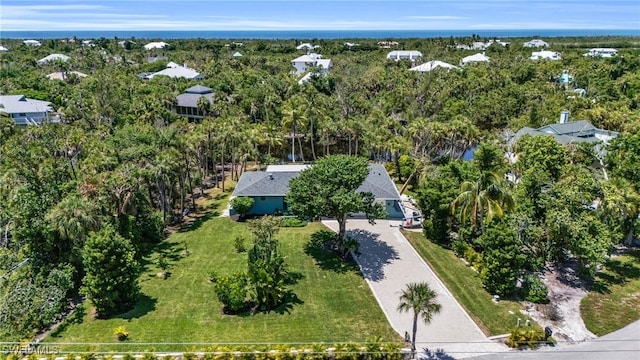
1;0;638;31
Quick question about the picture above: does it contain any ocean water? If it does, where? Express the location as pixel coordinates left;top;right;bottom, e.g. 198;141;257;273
1;29;639;40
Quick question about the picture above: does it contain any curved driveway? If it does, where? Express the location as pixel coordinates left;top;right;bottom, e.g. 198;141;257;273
322;219;507;359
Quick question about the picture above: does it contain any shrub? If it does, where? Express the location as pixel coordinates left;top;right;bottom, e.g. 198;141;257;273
505;327;546;349
521;274;549;304
233;236;246;253
280;217;307;227
231;197;254;217
113;325;128;341
214;272;249;313
208;269;218;283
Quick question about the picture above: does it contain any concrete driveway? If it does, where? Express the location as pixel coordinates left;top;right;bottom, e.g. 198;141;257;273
322;219;507;359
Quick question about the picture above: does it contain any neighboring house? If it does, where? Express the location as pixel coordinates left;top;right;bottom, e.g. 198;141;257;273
46;71;88;81
460;52;490;65
118;40;136;48
523;39;549;48
0;46;7;52
148;55;168;63
486;39;509;47
296;43;319;51
81;40;95;47
583;48;618;58
23;40;41;46
144;41;169;50
37;54;70;65
378;41;398;48
231;164;405;219
174;85;214;121
530;50;561;61
0;95;60;125
291;53;332;75
409;60;458;72
232;51;243;57
146;63;203;80
508;111;619;149
344;42;358;47
386;50;422;61
455;42;487;50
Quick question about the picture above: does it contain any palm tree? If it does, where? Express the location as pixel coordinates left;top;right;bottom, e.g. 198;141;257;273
281;96;307;162
397;282;442;358
451;171;514;233
46;193;100;243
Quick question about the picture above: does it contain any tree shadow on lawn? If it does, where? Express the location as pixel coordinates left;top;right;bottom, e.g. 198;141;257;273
178;211;218;233
49;303;87;338
116;294;158;320
591;250;640;294
140;241;187;280
304;237;361;275
345;229;399;282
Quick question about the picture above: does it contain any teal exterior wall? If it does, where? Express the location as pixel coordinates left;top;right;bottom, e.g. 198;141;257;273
385;200;405;219
248;196;287;215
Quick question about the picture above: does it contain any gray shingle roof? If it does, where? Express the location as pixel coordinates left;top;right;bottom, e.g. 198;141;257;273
232;164;400;200
0;95;53;114
538;120;596;136
185;85;213;94
176;92;213;108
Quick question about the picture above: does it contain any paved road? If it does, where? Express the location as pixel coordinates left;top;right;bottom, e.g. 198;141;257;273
322;219;507;359
470;320;640;360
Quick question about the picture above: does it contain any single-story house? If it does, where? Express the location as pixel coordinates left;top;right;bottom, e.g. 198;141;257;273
530;50;561;61
508;111;619;149
174;85;214;121
37;54;70;65
46;71;88;81
583;48;618;58
409;60;458;72
0;95;60;125
291;53;332;75
460;53;490;66
231;164;405;219
23;40;41;46
144;41;169;50
386;50;422;62
146;63;203;80
296;43;319;51
0;45;7;52
523;39;549;48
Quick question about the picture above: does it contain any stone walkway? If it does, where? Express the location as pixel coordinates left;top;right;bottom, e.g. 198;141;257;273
322;219;507;359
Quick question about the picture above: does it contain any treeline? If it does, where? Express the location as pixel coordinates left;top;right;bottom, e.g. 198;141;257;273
0;35;639;339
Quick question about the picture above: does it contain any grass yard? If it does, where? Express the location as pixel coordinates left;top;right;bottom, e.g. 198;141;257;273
581;250;640;336
402;230;532;336
46;190;398;352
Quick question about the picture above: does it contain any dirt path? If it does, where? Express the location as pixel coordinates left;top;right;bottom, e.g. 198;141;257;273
522;263;596;344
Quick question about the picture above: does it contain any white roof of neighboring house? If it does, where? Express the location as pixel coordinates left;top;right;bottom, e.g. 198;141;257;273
297;73;314;84
530;50;561;60
316;59;332;69
144;41;169;50
23;40;41;46
233;51;243;57
523;39;549;48
387;50;423;60
37;54;70;65
147;65;203;80
583;48;618;57
292;53;322;63
166;61;181;68
296;43;318;50
344;42;358;47
266;165;311;172
0;46;7;52
410;60;458;72
0;95;54;114
461;53;490;65
46;71;88;80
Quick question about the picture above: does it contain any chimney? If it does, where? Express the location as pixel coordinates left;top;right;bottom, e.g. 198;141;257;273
559;109;570;124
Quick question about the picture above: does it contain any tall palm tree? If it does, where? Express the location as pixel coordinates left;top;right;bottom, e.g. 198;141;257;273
451;171;514;233
46;193;100;243
397;282;442;358
281;96;307;162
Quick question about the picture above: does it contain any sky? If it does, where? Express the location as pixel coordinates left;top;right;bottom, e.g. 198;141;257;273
0;0;638;31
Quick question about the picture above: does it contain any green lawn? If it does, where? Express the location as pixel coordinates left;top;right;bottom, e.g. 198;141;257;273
47;213;398;352
581;250;640;336
402;231;531;336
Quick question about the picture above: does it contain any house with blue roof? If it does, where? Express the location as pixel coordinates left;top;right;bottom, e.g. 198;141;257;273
231;164;405;219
